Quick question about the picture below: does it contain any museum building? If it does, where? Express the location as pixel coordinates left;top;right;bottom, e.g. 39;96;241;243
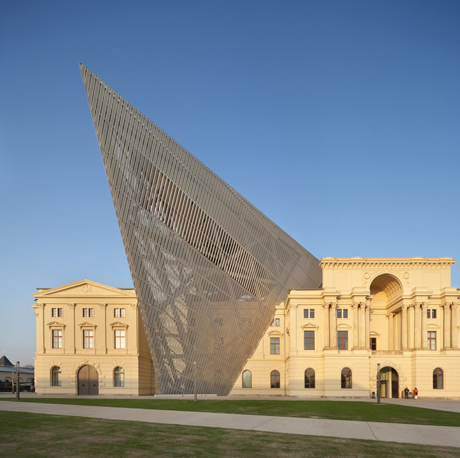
33;257;460;398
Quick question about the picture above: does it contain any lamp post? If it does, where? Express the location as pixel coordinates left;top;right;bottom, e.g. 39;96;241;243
377;363;381;405
16;361;20;401
194;361;197;402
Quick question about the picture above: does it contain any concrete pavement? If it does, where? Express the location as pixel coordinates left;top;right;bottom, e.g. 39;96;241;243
1;400;460;448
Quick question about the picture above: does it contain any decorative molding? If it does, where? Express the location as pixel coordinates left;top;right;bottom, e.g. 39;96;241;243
47;321;65;329
78;321;97;329
110;321;128;329
268;330;283;337
300;322;319;330
337;323;352;330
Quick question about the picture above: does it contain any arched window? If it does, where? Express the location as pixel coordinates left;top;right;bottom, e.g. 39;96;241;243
51;366;61;386
341;367;352;389
242;370;252;388
270;370;280;389
433;368;443;389
114;366;125;387
305;368;315;388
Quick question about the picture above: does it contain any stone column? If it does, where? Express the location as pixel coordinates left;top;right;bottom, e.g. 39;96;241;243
67;303;76;354
421;303;428;349
401;305;408;351
323;303;330;349
414;303;422;349
452;302;459;350
99;303;108;354
359;304;366;349
290;304;297;354
408;304;415;350
330;303;338;349
388;313;394;350
352;302;359;349
443;303;452;349
365;302;370;349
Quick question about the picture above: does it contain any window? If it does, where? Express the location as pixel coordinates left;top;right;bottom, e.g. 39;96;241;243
341;367;352;389
242;370;252;388
337;309;348;318
114;329;126;349
433;368;443;389
270;318;280;327
52;308;62;318
304;309;315;318
270;337;280;355
428;331;436;350
427;309;430;319
304;309;308;318
270;370;280;388
120;308;125;318
83;329;94;349
338;331;348;350
114;367;125;387
51;366;61;386
310;309;315;319
83;308;94;317
52;329;63;349
343;309;348;318
305;368;315;388
370;337;377;351
304;331;315;350
432;309;437;319
337;309;342;318
114;308;120;317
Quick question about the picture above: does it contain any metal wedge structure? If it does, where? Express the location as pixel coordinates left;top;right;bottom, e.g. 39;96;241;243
80;63;322;395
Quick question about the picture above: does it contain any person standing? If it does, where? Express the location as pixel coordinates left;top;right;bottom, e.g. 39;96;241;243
404;387;409;399
414;387;418;399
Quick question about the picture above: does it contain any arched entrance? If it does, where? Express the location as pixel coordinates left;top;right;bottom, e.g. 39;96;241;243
379;366;399;398
78;365;98;395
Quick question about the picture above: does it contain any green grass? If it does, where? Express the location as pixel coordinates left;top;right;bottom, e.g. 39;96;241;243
7;397;460;427
1;410;459;458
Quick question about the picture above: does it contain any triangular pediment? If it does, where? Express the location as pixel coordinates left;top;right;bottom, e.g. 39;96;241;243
34;279;136;299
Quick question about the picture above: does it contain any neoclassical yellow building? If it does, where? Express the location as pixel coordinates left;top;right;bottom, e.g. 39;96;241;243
33;280;154;395
33;258;460;398
230;257;460;398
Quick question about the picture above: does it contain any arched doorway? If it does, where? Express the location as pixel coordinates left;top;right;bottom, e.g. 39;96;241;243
379;366;399;398
78;365;98;395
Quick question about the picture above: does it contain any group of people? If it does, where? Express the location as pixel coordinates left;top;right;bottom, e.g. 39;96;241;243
403;387;418;399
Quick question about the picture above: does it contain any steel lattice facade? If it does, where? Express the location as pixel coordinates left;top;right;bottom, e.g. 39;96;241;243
80;64;322;395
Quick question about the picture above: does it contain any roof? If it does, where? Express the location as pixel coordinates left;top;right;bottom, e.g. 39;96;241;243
0;355;13;366
0;366;34;374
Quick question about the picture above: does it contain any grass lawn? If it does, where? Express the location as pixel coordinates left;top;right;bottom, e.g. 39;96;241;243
7;397;460;427
1;410;459;458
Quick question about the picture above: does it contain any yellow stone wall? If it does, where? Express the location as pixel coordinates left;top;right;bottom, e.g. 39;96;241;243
231;258;460;398
32;280;153;395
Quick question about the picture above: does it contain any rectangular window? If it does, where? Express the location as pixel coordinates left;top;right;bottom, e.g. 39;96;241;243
52;329;63;349
310;309;315;319
270;337;280;355
304;309;308;319
52;308;62;317
337;309;342;319
120;308;125;318
271;317;280;327
432;309;437;319
427;309;430;319
57;308;62;317
370;337;377;350
428;331;436;350
83;308;88;317
114;308;120;318
89;308;94;317
304;331;315;350
343;309;348;319
83;329;94;349
338;331;348;350
52;308;57;317
115;330;126;349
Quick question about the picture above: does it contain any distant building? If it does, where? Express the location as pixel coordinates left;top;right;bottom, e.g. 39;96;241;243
32;280;153;395
0;355;34;392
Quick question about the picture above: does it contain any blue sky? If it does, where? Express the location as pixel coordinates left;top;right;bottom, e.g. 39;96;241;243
1;0;459;365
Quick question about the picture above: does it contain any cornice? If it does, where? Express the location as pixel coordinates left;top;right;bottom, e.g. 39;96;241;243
320;257;455;270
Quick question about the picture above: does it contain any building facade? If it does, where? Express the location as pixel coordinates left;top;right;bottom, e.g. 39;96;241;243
35;258;460;398
32;280;153;395
230;257;460;398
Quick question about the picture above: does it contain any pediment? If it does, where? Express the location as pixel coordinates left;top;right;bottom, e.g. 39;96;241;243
301;322;319;330
47;321;65;328
427;323;440;329
78;321;97;328
337;323;352;330
34;279;136;299
268;330;283;337
110;321;129;329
